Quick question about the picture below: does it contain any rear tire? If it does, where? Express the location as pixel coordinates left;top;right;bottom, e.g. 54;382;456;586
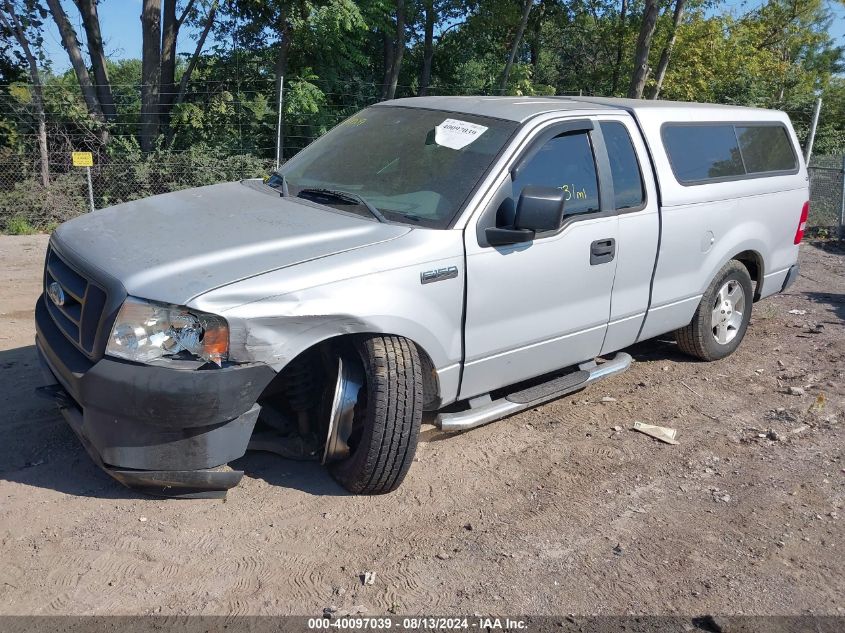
675;260;753;361
328;336;423;494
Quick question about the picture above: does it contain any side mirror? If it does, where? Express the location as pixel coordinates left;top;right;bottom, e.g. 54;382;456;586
486;226;535;246
484;186;566;247
514;185;566;232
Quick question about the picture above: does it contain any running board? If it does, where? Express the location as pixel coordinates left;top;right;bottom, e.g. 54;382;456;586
436;352;632;432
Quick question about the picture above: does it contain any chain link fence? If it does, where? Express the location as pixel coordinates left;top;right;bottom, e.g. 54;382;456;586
0;152;276;232
1;86;844;237
807;156;845;237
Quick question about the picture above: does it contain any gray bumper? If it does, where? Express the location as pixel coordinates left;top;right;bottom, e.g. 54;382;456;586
35;295;275;498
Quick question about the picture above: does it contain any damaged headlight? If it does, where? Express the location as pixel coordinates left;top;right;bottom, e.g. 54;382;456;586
106;297;229;366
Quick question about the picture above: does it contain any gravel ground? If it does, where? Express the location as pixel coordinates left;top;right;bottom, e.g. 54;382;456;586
0;234;842;616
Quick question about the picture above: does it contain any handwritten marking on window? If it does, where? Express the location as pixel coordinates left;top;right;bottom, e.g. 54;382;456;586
557;184;588;201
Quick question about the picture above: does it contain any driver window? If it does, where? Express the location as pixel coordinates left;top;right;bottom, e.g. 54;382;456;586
511;132;600;215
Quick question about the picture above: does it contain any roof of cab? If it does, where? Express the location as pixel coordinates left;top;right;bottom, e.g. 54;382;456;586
381;95;781;123
381;96;615;122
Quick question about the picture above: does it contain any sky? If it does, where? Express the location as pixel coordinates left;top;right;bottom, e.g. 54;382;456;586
40;0;845;74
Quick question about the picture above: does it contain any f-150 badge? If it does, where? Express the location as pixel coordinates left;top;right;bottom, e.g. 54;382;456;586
420;266;459;284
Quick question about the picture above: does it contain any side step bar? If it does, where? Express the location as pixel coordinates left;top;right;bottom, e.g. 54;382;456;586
436;352;632;432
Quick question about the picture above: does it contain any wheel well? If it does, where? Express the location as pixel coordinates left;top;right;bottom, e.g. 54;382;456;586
733;250;764;301
258;334;441;409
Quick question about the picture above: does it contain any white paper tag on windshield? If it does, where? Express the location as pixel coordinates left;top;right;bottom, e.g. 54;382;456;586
434;118;488;150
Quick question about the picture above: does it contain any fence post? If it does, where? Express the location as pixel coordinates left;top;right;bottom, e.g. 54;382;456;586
85;166;94;213
805;97;822;164
275;75;284;172
839;154;845;239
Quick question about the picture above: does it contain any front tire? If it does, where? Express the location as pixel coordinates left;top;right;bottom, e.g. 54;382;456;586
328;336;423;494
675;260;753;361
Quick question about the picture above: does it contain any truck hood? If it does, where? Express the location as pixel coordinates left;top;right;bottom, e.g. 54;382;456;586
52;181;411;305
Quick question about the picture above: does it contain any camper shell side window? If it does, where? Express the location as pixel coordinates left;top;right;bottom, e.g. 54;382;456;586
661;121;799;186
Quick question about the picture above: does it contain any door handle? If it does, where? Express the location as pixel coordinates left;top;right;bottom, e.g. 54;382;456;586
590;238;616;265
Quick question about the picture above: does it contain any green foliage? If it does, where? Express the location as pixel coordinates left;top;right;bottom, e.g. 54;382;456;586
0;172;88;232
4;215;37;234
0;148;272;233
0;0;842;233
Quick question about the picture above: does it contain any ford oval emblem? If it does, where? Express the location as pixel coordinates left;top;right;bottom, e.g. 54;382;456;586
47;281;66;307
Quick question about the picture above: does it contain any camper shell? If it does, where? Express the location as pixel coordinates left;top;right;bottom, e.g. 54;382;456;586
35;96;809;497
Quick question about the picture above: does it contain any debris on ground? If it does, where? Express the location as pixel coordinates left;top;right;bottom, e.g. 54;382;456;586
712;489;732;503
361;571;376;586
808;393;826;412
632;421;679;445
766;429;784;442
788;386;806;396
326;605;368;618
788;309;807;315
601;396;617;403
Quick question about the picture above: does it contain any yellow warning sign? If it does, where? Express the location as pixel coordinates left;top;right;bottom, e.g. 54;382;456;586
72;151;93;167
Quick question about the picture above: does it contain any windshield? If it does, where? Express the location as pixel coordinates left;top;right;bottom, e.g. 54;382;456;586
278;106;518;229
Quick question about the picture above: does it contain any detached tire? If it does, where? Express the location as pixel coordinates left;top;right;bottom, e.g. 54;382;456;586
675;260;753;361
329;336;423;494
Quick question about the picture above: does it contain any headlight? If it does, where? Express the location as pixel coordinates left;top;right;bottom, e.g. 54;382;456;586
106;297;229;366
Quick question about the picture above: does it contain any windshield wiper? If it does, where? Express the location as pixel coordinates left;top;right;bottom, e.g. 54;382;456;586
266;171;289;197
297;188;387;223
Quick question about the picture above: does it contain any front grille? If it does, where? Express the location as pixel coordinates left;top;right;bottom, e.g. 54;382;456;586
44;246;109;358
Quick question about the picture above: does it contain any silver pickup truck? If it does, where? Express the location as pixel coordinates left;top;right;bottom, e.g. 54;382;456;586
35;96;808;498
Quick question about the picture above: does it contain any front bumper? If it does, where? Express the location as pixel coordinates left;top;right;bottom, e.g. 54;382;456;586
35;296;275;498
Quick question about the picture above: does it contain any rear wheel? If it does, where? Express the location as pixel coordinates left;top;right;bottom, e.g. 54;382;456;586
328;335;423;494
675;260;753;361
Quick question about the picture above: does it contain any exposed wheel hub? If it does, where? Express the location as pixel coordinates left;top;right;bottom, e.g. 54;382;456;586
322;355;364;464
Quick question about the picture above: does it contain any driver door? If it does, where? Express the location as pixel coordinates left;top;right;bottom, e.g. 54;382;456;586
459;119;619;399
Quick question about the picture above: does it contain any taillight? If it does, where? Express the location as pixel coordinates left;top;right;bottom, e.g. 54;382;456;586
794;201;809;244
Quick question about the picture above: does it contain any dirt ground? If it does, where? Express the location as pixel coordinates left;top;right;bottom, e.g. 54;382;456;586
0;233;842;617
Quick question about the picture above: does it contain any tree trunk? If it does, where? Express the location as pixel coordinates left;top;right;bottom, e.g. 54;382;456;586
140;0;162;152
382;0;405;101
166;2;217;147
160;0;195;130
45;0;105;125
610;0;628;95
647;0;686;99
0;3;49;185
273;29;291;160
418;0;435;96
160;0;178;129
173;1;217;108
499;0;533;94
381;33;394;99
528;0;544;76
627;0;659;99
74;0;116;121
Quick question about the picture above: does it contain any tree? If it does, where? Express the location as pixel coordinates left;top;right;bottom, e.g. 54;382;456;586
628;0;660;98
0;0;49;185
499;0;533;93
381;0;406;100
73;0;116;121
648;0;686;99
610;0;628;94
140;0;162;152
419;0;436;95
45;0;106;125
172;1;218;110
160;0;196;131
415;0;468;95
